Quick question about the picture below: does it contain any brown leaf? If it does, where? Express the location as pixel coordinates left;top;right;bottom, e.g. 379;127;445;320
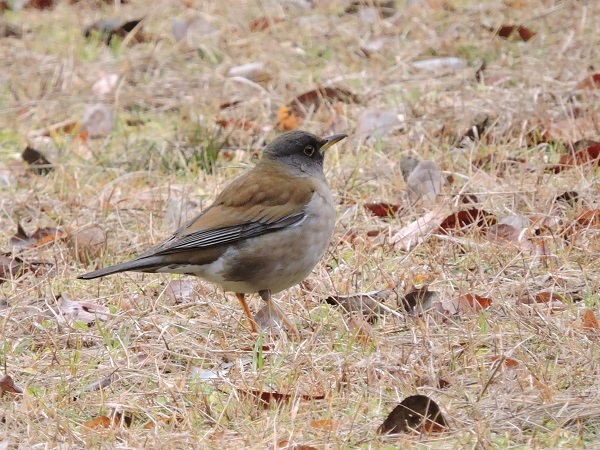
249;16;284;32
547;144;600;173
575;73;600;90
83;413;131;430
0;374;23;396
561;209;600;237
22;146;52;175
292;86;359;109
84;19;147;45
518;291;564;305
277;86;358;130
71;226;106;264
496;25;535;41
543;118;599;143
401;287;439;313
0;20;22;38
240;389;325;409
348;314;374;343
216;118;256;130
438;208;496;233
0;254;24;283
582;309;600;330
324;290;389;323
441;293;492;315
491;356;519;369
378;395;448;435
309;419;339;431
10;223;66;251
25;0;55;9
276;106;303;131
365;202;401;218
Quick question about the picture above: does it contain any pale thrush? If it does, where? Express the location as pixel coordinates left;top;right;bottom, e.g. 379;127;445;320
79;130;347;336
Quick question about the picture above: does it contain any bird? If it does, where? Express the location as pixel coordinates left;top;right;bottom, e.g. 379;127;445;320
79;130;347;336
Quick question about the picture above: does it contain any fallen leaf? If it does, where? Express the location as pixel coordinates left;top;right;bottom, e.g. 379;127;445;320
0;374;23;396
292;86;359;111
401;287;439;313
83;413;131;430
309;419;339;431
82;103;114;138
491;356;519;369
240;389;325;409
441;293;492;315
547;144;600;173
582;309;599;330
84;19;146;45
92;72;119;98
216;118;256;130
462;114;493;142
378;395;448;435
345;0;396;18
575;73;600;90
163;279;196;305
70;226;106;264
554;190;579;207
543;118;599;143
22;146;52;175
324;290;390;323
276;106;304;131
561;209;600;238
401;157;443;201
438;208;496;234
249;16;284;32
0;21;22;38
25;0;55;9
348;314;374;343
356;108;403;139
496;25;535;41
411;57;467;71
57;293;109;326
277;86;358;130
486;223;532;250
517;291;564;305
74;371;118;400
10;223;66;251
392;205;448;250
365;202;401;218
0;254;24;283
226;62;271;83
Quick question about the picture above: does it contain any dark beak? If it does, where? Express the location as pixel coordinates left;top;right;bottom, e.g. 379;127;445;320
319;134;347;152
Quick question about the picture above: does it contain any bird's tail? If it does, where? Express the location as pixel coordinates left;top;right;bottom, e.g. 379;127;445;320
78;256;164;280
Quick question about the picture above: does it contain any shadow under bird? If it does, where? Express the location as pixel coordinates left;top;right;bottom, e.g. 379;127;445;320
79;130;347;336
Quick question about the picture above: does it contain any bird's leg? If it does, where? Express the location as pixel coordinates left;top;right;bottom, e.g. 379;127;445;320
235;293;258;333
258;289;300;338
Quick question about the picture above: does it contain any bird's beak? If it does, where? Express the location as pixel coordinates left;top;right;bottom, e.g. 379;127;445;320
319;134;347;152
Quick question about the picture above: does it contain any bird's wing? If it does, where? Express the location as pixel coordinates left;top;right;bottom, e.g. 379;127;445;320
139;166;317;257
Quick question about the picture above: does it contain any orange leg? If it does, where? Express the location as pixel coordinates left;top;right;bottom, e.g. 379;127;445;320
235;293;258;333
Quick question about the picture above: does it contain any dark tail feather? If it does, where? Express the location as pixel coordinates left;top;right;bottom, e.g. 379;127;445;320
78;256;164;280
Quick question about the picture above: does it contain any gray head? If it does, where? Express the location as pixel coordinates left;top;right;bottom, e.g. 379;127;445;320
262;131;347;174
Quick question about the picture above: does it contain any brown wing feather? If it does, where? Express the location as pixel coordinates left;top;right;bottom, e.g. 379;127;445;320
134;162;317;258
182;163;316;234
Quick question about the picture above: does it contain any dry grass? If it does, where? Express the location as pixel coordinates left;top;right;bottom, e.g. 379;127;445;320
1;0;599;448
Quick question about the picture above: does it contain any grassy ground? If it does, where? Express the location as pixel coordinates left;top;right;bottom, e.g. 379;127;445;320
1;0;599;448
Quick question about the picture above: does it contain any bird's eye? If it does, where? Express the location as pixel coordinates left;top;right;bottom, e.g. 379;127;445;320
303;145;315;156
